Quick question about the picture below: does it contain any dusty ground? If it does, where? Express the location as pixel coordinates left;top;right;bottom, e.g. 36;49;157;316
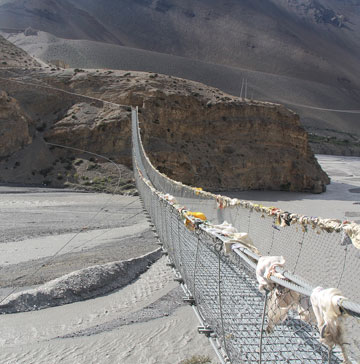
0;258;218;364
0;190;153;289
0;187;219;363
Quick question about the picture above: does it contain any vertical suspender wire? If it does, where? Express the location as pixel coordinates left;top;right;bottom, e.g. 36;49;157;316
259;289;269;364
337;231;349;289
165;202;171;252
168;204;175;265
247;209;252;234
192;230;201;299
292;230;306;273
218;248;229;361
267;218;276;255
160;199;165;244
177;217;184;278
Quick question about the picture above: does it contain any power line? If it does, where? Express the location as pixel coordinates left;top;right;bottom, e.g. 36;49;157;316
1;72;360;114
0;74;127;108
275;99;360;114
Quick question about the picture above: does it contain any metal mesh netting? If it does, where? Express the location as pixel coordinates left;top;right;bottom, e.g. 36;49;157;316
131;108;360;363
133;110;360;303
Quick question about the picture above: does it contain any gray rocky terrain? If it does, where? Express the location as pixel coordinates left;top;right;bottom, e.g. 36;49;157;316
0;36;330;193
1;0;360;151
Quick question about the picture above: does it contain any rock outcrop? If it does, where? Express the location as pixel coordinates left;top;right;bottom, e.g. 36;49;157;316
140;95;329;192
0;64;329;192
0;35;40;68
281;0;347;27
45;102;132;165
0;91;32;158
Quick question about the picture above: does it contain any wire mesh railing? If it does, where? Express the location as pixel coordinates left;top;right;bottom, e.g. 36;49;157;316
131;107;360;363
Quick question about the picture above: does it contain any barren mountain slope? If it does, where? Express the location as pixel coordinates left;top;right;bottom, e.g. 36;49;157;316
60;0;360;88
1;0;359;88
0;0;119;43
3;28;360;154
1;0;359;152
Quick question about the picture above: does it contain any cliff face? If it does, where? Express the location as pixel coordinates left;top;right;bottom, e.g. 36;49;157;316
139;93;329;192
0;66;329;192
45;102;132;165
0;91;32;158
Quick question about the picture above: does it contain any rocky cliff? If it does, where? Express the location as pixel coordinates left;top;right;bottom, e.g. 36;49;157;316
0;91;32;158
0;41;329;192
140;93;328;192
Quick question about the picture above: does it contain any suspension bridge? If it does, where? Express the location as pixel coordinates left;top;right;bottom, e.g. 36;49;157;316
131;107;360;363
0;71;360;363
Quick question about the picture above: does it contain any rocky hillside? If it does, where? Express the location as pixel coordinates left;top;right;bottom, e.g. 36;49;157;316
139;92;328;192
0;34;40;68
1;0;359;152
0;91;32;157
0;65;329;193
0;0;119;43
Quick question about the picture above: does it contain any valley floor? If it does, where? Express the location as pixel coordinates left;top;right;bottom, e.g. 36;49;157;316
1;154;360;363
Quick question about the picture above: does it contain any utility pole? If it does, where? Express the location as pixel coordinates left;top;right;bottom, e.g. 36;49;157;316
240;78;244;100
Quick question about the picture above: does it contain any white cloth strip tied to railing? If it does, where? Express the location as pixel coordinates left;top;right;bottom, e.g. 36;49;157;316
255;256;312;332
255;256;352;363
311;287;351;364
256;256;286;292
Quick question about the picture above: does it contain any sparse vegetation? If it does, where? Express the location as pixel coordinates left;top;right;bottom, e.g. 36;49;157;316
74;159;83;166
179;355;212;364
309;133;359;147
98;121;107;131
39;167;53;177
86;163;97;171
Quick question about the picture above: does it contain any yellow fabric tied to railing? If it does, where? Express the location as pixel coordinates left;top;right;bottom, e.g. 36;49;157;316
184;211;207;230
194;187;203;195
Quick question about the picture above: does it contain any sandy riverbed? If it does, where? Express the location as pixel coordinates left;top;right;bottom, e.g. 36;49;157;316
1;155;360;363
0;187;219;363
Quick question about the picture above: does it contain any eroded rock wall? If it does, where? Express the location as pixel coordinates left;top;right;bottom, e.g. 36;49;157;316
139;93;329;192
0;91;32;158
